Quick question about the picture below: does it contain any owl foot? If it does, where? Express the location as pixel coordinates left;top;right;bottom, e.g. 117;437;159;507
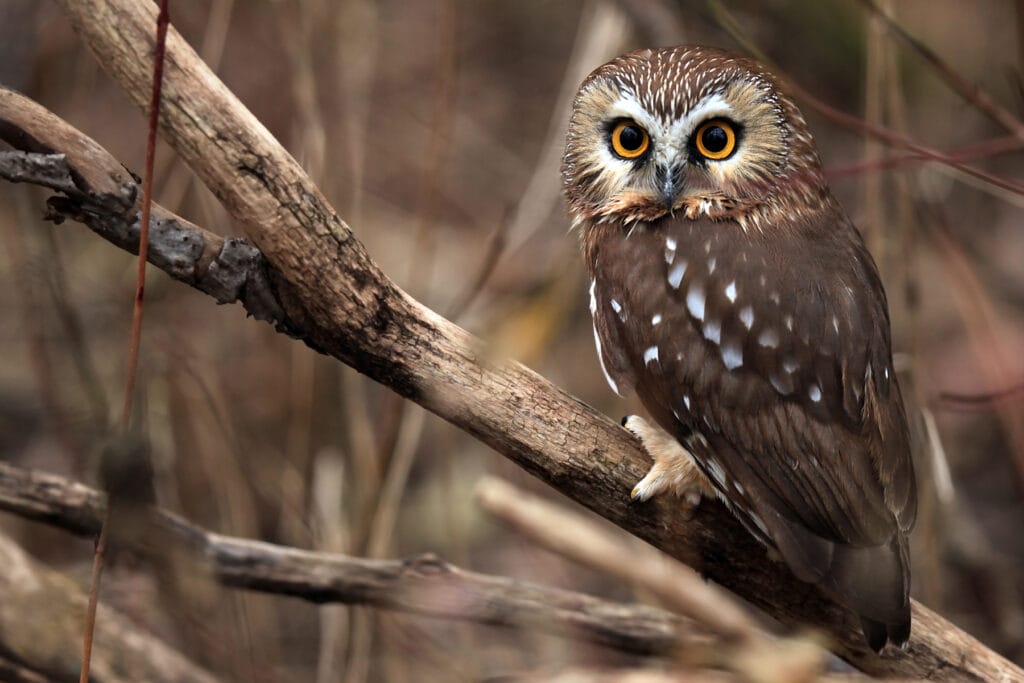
623;415;714;505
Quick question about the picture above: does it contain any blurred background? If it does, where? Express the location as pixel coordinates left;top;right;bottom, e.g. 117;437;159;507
0;0;1022;680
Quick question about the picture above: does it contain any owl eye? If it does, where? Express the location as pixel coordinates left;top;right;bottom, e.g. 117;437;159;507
610;120;650;159
695;120;737;160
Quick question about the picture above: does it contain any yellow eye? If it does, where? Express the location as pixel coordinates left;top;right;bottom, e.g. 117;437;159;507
695;120;737;160
610;120;650;159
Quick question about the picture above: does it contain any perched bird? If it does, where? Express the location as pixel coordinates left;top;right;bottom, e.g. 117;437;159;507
562;46;917;651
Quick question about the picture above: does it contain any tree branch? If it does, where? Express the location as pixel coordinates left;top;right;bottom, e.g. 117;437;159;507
0;528;222;683
0;461;693;658
0;0;1018;678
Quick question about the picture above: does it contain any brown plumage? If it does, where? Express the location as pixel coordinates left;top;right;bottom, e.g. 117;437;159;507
563;46;917;650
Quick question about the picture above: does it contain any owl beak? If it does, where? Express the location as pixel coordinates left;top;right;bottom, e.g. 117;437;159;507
658;164;683;211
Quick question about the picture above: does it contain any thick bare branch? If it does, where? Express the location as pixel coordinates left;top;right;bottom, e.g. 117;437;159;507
0;0;1018;678
0;462;693;657
0;89;291;329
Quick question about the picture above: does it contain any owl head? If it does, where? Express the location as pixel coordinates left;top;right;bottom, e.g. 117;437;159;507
562;46;825;225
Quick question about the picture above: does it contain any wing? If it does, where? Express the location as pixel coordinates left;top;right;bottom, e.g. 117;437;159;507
587;208;916;627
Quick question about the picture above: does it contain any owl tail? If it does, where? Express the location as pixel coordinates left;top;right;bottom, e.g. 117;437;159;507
827;534;912;652
765;508;911;651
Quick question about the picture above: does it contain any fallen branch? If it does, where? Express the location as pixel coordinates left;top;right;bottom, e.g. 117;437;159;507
0;461;693;657
0;656;55;683
476;477;825;683
0;0;1018;677
0;529;221;683
475;477;764;645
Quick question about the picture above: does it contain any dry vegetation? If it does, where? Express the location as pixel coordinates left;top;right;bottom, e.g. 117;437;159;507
0;0;1023;681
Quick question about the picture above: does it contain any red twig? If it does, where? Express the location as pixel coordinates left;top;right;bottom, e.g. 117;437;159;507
78;509;109;683
120;0;170;427
80;3;170;683
936;381;1024;411
826;134;1024;182
788;80;1024;197
856;0;1024;140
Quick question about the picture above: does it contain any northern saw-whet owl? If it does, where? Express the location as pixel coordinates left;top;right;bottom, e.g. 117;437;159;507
562;46;917;651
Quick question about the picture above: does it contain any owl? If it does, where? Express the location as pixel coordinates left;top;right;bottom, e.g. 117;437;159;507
562;46;917;651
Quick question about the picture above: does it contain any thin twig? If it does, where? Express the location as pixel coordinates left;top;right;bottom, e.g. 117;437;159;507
709;0;1024;199
475;477;828;683
77;508;109;683
855;0;1024;140
936;381;1024;409
81;4;170;683
120;0;169;426
0;461;693;657
475;477;762;645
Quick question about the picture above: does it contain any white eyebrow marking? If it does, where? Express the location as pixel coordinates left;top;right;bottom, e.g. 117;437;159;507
589;279;597;314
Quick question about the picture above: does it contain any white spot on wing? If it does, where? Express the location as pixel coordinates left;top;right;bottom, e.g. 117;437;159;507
668;260;687;289
683;394;691;410
721;341;743;370
708;257;717;274
702;320;721;344
739;305;754;329
643;345;659;366
664;237;677;264
757;328;779;348
686;284;705;321
770;373;792;395
809;384;822;402
651;313;662;326
725;281;737;303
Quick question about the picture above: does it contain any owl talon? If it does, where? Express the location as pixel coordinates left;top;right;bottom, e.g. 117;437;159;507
623;414;711;505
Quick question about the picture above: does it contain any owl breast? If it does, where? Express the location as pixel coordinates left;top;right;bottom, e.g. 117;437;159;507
586;210;914;546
